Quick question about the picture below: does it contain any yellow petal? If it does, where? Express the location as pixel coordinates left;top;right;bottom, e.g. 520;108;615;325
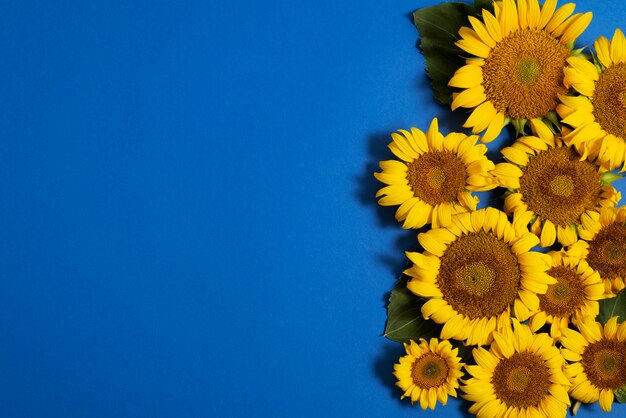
481;111;505;143
567;56;599;81
538;0;557;30
451;85;486;111
611;28;626;64
540;220;557;247
560;12;592;45
468;16;496;48
594;36;613;68
482;10;502;42
464;101;497;133
527;0;541;29
545;3;576;34
449;64;483;88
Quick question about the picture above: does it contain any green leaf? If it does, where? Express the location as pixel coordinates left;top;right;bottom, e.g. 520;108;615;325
473;0;494;12
597;289;626;324
384;275;439;343
451;341;474;364
615;384;626;403
413;3;477;104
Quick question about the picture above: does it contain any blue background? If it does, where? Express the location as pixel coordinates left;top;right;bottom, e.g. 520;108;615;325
1;0;624;416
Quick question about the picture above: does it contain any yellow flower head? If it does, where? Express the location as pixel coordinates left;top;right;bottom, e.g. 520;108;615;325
561;317;626;412
374;118;495;229
559;29;626;171
393;338;464;409
528;251;604;338
493;120;620;247
405;208;554;346
449;0;592;142
567;206;626;295
463;322;571;417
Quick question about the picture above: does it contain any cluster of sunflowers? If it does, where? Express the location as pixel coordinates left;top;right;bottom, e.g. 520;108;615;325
374;1;626;416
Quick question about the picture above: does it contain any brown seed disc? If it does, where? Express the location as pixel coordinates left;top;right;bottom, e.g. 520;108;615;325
592;63;626;140
519;147;601;227
538;266;586;317
582;339;626;390
407;151;467;206
482;29;570;119
411;353;449;389
586;222;626;280
492;352;551;408
437;232;520;319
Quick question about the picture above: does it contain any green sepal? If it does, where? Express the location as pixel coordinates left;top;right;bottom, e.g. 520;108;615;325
597;289;626;324
543;111;561;133
413;3;485;105
511;118;528;136
615;384;626;403
384;275;439;343
600;171;623;186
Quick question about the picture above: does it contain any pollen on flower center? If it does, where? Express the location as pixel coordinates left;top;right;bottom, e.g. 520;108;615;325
587;223;626;280
482;29;570;119
407;151;467;206
438;232;520;319
516;57;542;86
492;352;551;408
550;175;575;197
519;147;601;227
456;262;496;296
582;340;626;389
593;63;626;140
538;266;585;316
411;353;449;388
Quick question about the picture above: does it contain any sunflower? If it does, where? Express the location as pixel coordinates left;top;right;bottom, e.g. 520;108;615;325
493;119;620;247
462;321;571;417
559;29;626;171
568;206;626;295
528;251;604;338
405;207;554;346
393;338;464;409
374;118;495;229
449;0;592;142
561;317;626;412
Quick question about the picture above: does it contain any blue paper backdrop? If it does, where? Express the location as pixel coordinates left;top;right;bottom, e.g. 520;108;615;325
0;0;624;416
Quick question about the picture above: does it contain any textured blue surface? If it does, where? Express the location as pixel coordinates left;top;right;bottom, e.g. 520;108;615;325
0;0;624;416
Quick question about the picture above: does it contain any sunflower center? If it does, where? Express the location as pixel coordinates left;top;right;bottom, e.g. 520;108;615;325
582;340;626;389
519;147;601;227
587;223;626;280
516;57;542;85
492;352;551;408
411;353;449;389
456;262;496;296
407;151;467;206
538;266;586;317
482;29;570;119
550;175;575;197
592;63;626;140
437;232;521;319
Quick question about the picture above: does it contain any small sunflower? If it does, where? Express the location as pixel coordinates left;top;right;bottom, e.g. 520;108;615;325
559;29;626;171
528;251;604;338
494;120;620;247
393;338;464;409
374;118;495;229
561;317;626;412
405;208;554;346
449;0;592;142
568;206;626;295
462;322;571;417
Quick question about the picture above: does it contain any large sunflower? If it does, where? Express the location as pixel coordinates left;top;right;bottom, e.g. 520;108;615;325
559;29;626;171
393;338;464;409
561;317;626;412
405;208;554;346
493;120;620;247
462;322;571;417
449;0;592;142
374;118;495;229
528;251;604;338
568;206;626;295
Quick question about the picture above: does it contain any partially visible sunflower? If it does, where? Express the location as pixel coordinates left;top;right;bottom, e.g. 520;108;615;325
561;317;626;412
406;208;554;346
374;118;495;229
493;119;620;247
528;251;604;338
568;206;626;295
462;321;571;417
559;29;626;171
393;338;464;409
449;0;592;142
